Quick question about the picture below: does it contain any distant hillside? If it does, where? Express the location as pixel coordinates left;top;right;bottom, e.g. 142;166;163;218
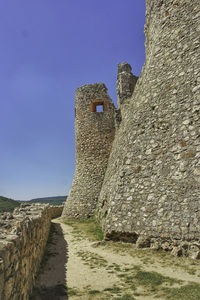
28;196;66;206
0;195;66;213
0;196;20;213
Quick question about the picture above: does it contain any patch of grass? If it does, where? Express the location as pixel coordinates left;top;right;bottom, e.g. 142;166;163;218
119;294;135;300
105;241;134;253
135;270;179;289
141;257;155;265
113;265;184;299
63;217;104;241
124;267;132;272
162;283;200;300
124;275;135;284
106;241;200;279
132;265;141;272
110;263;122;272
133;292;141;296
77;250;108;268
187;269;196;275
63;220;200;300
88;289;101;294
104;286;122;294
129;285;136;291
67;287;79;296
180;265;197;275
118;273;127;278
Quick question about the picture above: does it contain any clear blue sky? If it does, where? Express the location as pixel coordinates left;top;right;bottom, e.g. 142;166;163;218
0;0;146;200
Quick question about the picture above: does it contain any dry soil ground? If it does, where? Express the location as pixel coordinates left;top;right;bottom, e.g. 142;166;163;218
30;217;200;300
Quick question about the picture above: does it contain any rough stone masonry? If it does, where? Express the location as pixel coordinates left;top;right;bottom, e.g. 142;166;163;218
62;83;116;219
62;0;200;257
0;204;63;300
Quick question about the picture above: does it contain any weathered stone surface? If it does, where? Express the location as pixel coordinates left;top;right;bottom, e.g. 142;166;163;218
105;231;138;243
171;247;183;258
0;204;63;300
187;243;200;259
62;83;116;219
0;259;4;300
62;0;200;258
136;236;151;248
97;0;200;254
117;62;138;108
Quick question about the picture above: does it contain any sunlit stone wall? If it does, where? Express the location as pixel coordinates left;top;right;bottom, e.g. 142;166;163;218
0;204;63;300
97;0;200;255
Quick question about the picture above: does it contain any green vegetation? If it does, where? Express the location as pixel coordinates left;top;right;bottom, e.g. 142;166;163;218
63;217;104;241
163;283;200;300
77;250;107;268
88;290;101;295
73;247;200;300
64;219;200;299
135;269;179;288
104;286;121;294
28;196;66;206
114;294;135;300
67;287;79;297
104;241;200;278
0;195;66;213
66;266;200;299
0;196;20;212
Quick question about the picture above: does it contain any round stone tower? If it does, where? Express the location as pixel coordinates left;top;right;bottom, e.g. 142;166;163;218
62;83;116;219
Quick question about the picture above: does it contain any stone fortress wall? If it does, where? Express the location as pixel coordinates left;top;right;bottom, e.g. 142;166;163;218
0;204;63;300
63;0;200;257
62;83;116;219
97;0;200;255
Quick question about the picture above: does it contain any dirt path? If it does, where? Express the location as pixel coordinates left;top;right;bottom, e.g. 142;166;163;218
31;218;200;300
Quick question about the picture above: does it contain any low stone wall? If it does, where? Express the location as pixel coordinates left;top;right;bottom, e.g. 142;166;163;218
0;203;63;300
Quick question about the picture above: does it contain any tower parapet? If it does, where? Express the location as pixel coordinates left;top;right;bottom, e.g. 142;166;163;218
117;62;138;108
62;83;115;219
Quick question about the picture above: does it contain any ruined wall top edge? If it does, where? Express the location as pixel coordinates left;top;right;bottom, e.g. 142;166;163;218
76;83;108;94
75;82;115;108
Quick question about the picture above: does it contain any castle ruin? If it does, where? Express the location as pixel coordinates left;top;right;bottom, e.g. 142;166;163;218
62;0;200;255
62;83;116;219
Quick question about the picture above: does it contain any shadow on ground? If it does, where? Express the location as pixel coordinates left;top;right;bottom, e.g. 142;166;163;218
30;220;68;300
